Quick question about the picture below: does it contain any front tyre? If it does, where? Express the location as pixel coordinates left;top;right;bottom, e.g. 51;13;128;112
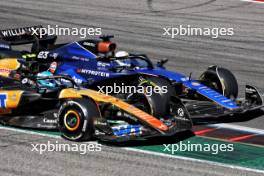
137;76;176;117
58;98;100;141
200;66;238;99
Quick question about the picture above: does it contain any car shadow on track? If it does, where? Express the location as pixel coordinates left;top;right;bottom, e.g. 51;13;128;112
99;130;195;147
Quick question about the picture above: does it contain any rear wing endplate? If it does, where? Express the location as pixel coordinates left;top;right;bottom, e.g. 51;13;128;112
0;26;56;45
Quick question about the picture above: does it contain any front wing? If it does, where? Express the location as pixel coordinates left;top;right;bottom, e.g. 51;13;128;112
184;85;264;119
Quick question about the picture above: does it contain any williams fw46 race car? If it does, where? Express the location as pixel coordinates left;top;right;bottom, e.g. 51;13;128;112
0;71;192;142
0;26;263;120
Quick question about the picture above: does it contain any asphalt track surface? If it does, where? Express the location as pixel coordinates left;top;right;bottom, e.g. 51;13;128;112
0;0;264;175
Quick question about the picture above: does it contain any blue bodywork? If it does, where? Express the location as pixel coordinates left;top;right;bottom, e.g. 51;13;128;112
49;42;238;110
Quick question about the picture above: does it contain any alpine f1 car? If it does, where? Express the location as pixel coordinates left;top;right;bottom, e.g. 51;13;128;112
0;72;192;142
0;26;263;120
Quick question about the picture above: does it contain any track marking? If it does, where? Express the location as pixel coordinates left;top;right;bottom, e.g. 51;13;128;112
197;135;264;148
122;147;264;174
210;123;264;134
194;128;217;135
241;0;264;4
0;126;100;145
0;126;60;138
195;124;264;146
0;125;264;173
228;134;257;141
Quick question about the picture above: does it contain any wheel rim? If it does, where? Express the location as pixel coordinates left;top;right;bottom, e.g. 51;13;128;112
64;110;81;131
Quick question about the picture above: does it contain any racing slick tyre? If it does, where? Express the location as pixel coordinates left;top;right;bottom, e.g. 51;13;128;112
58;98;100;141
126;92;159;116
137;76;176;117
200;66;238;99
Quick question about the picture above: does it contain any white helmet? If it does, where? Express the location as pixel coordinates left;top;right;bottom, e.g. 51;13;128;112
115;51;129;58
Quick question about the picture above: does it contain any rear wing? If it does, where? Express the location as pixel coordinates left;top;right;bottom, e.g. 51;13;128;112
0;26;56;46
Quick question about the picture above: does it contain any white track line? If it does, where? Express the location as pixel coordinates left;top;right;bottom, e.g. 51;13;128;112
0;126;60;138
0;126;99;144
0;125;264;174
241;0;264;4
123;147;264;174
210;123;264;134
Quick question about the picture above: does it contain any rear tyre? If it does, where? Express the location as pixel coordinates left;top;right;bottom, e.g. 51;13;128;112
200;66;238;99
58;98;100;141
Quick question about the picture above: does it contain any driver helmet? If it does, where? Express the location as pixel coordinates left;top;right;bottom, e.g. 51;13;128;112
115;51;129;59
48;62;57;74
114;51;130;67
37;62;57;88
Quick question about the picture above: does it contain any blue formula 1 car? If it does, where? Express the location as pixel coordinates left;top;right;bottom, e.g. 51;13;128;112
0;26;263;119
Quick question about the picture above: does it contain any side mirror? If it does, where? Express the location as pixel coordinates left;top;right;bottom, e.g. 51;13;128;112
157;58;168;68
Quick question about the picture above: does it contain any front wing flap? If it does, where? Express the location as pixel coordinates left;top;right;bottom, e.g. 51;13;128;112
185;84;264;119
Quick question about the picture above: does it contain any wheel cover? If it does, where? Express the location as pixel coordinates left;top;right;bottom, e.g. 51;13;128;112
64;110;81;131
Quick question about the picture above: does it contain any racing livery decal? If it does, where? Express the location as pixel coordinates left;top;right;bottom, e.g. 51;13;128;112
0;91;23;109
77;69;110;77
0;94;7;108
